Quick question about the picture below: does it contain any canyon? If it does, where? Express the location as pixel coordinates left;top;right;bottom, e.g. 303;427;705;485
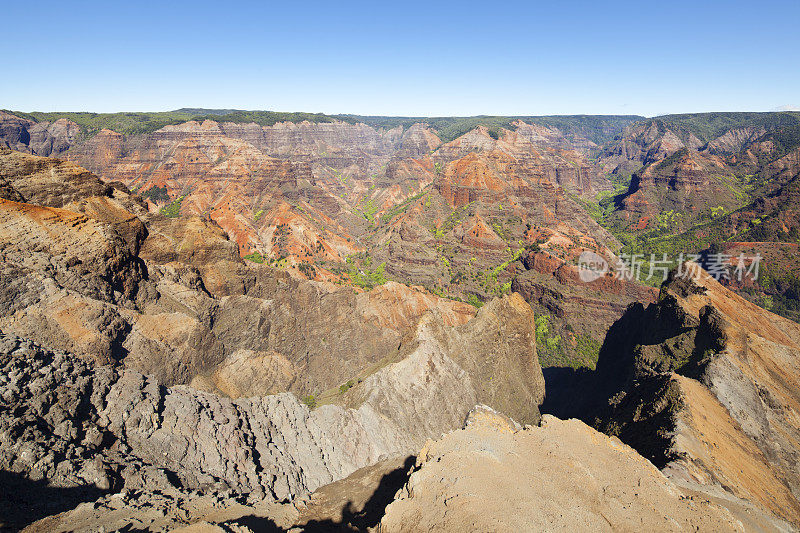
1;109;799;531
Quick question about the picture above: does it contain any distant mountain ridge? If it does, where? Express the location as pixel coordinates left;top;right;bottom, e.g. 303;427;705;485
7;107;798;144
3;108;645;144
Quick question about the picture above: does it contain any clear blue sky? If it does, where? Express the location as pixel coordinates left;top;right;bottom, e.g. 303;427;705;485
2;0;798;117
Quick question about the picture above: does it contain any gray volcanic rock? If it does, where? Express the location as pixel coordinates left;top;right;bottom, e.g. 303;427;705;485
0;316;543;529
0;198;145;304
0;335;408;497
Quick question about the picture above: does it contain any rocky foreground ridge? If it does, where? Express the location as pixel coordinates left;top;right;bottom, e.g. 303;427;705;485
378;408;790;532
546;266;800;526
0;315;542;531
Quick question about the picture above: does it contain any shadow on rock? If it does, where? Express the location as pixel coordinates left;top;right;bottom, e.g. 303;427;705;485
0;469;108;531
227;455;416;532
540;366;597;421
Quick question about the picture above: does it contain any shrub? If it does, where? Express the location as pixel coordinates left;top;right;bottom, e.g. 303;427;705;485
244;251;265;264
159;195;185;218
301;394;317;409
141;185;170;204
467;294;484;308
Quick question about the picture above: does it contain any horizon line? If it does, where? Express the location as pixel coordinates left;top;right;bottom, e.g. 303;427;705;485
5;107;800;120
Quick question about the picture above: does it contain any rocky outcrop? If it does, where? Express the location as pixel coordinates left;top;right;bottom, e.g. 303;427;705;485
609;147;741;233
706;126;769;155
512;251;658;366
0;146;149;251
554;267;800;525
0;112;81;157
0;305;544;528
345;293;545;429
0;333;397;502
0;197;145;303
0;111;35;153
377;409;785;532
600;119;702;176
396;122;441;158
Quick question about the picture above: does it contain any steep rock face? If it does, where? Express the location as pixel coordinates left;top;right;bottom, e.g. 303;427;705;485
706;126;768;155
355;280;475;330
434;126;606;195
513;119;599;154
512;250;658;366
0;150;150;333
433;145;612;241
0;147;131;211
436;293;544;424
378;410;777;532
0;112;81;157
65;128;125;168
346;293;545;428
372;184;619;313
572;267;800;525
0;333;402;502
0;111;35;152
733;146;800;241
0;193;477;396
218;119;402;163
600;119;702;176
138;215;245;296
71;118;404;193
0;198;145;303
0;311;544;526
658;144;800;266
396;122;441;158
27;119;82;157
0;147;148;251
612;148;740;232
0;115;630;314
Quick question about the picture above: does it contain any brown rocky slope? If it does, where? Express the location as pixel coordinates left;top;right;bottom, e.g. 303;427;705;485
546;266;800;526
377;407;789;532
0;289;545;530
